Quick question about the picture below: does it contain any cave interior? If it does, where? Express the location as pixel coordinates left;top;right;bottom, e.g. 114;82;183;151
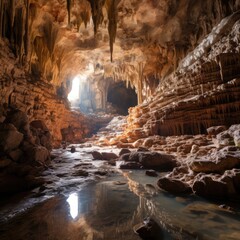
0;0;240;239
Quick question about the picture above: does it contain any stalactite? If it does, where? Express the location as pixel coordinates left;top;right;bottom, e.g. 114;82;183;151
137;62;144;104
67;0;72;25
88;0;105;34
24;0;30;60
106;0;119;62
0;0;4;38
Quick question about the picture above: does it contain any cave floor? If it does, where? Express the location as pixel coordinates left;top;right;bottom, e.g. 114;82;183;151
0;143;240;240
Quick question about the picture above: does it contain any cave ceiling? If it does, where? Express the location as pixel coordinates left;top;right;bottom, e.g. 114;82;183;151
1;0;238;100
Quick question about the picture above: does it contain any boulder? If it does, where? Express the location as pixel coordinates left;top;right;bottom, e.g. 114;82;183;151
5;109;28;130
138;152;177;170
119;148;131;156
0;123;23;151
91;151;103;160
157;177;192;194
24;145;50;165
192;176;228;199
101;152;118;160
118;161;142;169
118;151;177;170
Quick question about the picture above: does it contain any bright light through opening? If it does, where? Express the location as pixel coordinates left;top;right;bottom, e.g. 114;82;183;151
67;193;79;219
68;77;81;101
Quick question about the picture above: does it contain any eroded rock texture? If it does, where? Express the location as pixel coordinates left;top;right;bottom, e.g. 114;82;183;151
119;12;240;143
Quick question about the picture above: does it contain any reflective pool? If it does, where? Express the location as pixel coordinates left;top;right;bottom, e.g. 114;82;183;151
0;171;239;240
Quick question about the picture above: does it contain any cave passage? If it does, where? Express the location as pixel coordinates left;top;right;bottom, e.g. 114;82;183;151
107;82;138;115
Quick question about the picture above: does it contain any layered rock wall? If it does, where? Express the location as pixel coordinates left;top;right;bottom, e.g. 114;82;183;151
0;39;91;146
120;12;240;142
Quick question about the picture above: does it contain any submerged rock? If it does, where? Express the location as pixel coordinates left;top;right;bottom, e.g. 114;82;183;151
145;170;158;177
133;217;162;240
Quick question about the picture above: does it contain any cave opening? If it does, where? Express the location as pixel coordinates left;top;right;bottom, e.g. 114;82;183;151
67;75;88;110
107;81;138;115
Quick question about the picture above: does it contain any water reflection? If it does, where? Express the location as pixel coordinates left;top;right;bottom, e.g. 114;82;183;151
1;172;239;240
67;193;79;219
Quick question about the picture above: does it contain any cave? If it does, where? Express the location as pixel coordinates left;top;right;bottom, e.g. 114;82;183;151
107;81;137;115
1;1;240;239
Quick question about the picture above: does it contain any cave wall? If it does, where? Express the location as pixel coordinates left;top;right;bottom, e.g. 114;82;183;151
0;39;91;146
120;12;240;142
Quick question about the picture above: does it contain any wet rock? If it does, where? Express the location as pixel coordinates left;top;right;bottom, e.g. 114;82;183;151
118;161;142;169
101;152;118;160
145;170;158;177
133;217;162;240
118;151;177;170
157;177;192;194
138;152;177;170
0;123;23;151
192;176;228;199
118;152;131;161
119;148;131;156
70;146;76;153
91;151;103;160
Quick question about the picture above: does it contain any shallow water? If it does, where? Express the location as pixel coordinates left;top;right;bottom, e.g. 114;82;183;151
0;169;240;240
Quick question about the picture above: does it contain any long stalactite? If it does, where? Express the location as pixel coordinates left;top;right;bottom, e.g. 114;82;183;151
106;0;119;62
87;0;105;34
67;0;72;25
